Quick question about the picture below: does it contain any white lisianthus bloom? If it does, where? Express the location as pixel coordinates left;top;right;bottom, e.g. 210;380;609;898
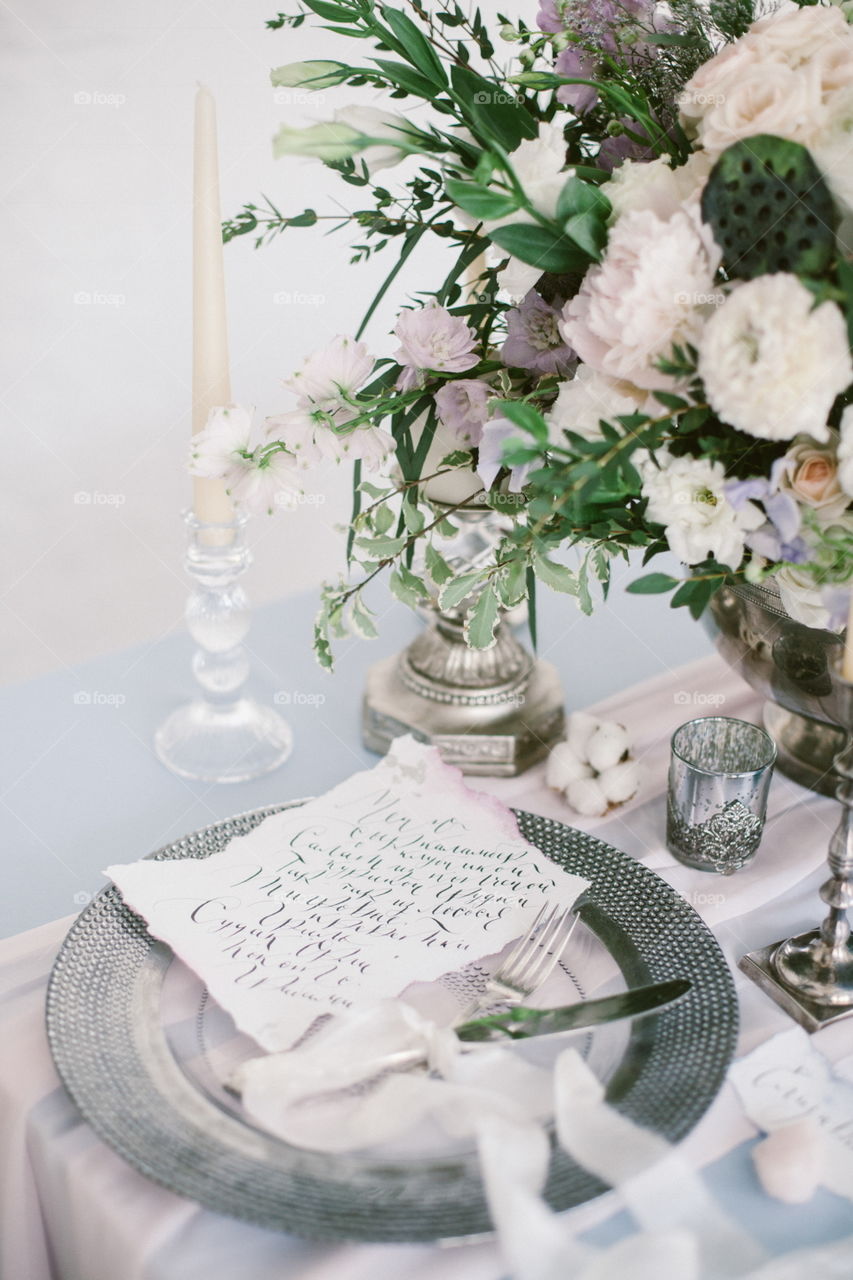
748;4;851;67
605;151;713;224
697;275;853;443
332;106;420;174
838;404;853;497
812;85;853;214
638;450;764;570
493;121;570;299
695;60;826;156
286;335;375;410
190;404;253;481
678;39;762;136
547;367;652;443
560;207;721;390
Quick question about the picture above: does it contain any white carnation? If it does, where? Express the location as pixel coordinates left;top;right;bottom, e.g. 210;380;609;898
639;450;764;571
547;367;651;443
605;151;714;223
560;207;721;390
698;275;852;443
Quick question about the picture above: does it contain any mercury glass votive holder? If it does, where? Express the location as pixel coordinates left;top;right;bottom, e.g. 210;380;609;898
666;716;776;875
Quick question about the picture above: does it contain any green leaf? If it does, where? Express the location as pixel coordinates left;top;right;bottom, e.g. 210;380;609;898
626;572;680;594
577;557;593;615
495;399;549;443
562;211;607;260
354;533;407;557
271;60;350;89
464;584;500;650
438;450;474;468
533;552;578;594
450;65;538;151
401;500;425;534
526;566;537;650
425;542;454;586
389;565;428;607
373;504;394;534
489;222;588;274
838;257;853;349
439;571;483;611
556;175;611;223
652;391;688;411
380;6;447;86
445;177;520;220
498;557;528;607
349;594;378;639
302;0;355;20
372;58;439;99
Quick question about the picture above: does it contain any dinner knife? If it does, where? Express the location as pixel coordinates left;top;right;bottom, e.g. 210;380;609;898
454;977;691;1043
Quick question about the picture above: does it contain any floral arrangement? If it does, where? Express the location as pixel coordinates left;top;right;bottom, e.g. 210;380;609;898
195;0;853;664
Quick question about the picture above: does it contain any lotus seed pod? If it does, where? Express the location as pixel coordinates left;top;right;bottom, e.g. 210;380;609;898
586;721;630;772
566;711;599;762
566;776;609;818
546;741;593;791
598;759;641;805
752;1121;824;1204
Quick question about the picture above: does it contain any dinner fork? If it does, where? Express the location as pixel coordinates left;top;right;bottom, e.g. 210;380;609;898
456;897;583;1023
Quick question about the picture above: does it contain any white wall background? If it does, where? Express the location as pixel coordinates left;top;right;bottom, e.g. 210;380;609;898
1;0;475;684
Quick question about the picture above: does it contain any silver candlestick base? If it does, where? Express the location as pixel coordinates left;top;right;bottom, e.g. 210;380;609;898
740;655;853;1031
154;512;292;783
362;506;565;776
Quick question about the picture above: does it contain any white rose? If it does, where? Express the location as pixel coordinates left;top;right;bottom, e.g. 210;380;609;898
778;432;850;524
696;60;826;155
698;275;852;442
639;450;764;571
561;207;721;390
748;5;851;67
547;367;652;443
678;39;763;134
812;85;853;213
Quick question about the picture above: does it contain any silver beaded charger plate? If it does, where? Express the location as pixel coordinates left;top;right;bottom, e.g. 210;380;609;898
46;803;737;1244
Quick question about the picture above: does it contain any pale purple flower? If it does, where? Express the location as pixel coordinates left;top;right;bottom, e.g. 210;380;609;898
266;405;395;474
229;450;302;516
823;586;852;631
536;0;563;34
725;476;809;563
502;290;576;377
476;416;531;492
434;379;491;448
556;46;599;113
394;304;478;390
342;425;397;473
286;335;374;410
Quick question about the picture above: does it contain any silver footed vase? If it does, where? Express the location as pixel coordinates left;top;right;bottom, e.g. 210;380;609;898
362;505;565;776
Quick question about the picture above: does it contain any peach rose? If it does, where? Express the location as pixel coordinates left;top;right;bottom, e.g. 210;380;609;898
778;432;850;522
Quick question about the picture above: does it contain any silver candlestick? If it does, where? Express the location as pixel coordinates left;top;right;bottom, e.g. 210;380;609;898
740;655;853;1031
154;512;292;783
362;503;565;776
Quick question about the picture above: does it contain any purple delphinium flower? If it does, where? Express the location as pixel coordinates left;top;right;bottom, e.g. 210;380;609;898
394;303;478;391
434;379;491;448
556;46;599;113
597;119;659;172
725;477;809;564
822;586;852;631
536;0;563;33
501;290;577;377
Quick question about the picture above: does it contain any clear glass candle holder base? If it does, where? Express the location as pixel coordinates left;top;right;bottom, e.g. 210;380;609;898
155;696;293;784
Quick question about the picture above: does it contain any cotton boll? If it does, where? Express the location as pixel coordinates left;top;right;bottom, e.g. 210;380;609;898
566;711;599;762
566;776;609;818
598;759;641;805
546;742;593;791
753;1120;824;1204
586;721;630;772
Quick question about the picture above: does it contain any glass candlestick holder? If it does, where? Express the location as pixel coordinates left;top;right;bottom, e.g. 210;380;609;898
740;653;853;1031
154;512;292;783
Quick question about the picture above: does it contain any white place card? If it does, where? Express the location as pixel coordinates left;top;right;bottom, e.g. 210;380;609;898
106;737;588;1050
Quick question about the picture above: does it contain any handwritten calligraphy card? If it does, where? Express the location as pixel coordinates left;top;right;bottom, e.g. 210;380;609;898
106;737;589;1050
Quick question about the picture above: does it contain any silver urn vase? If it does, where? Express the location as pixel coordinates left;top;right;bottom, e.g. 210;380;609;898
362;504;565;776
706;580;845;796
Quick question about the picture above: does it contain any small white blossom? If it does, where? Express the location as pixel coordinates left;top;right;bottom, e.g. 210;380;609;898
331;106;421;173
190;404;253;481
639;450;764;571
547;367;652;443
698;275;852;443
286;335;375;410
